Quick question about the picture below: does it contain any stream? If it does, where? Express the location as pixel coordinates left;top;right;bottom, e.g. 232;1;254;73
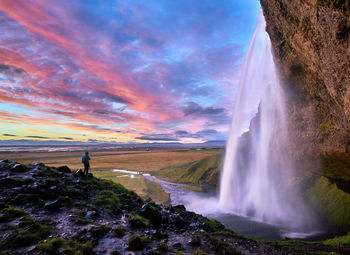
112;169;322;241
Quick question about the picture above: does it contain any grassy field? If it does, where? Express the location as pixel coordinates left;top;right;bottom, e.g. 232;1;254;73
0;148;220;172
92;171;170;204
0;147;221;204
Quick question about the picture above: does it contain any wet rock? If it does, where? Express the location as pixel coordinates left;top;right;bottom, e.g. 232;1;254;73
74;169;85;177
11;163;28;173
57;165;71;173
44;199;61;212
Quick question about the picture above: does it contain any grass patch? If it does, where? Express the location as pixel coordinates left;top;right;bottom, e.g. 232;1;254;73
129;214;150;229
195;215;225;233
180;185;203;192
37;238;64;253
306;176;350;226
90;225;111;238
156;154;221;185
128;234;151;251
323;232;350;246
114;226;125;238
3;215;52;248
1;148;220;173
95;190;121;215
0;206;26;223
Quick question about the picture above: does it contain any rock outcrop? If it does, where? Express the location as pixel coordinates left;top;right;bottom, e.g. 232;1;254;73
3;159;333;255
260;0;350;155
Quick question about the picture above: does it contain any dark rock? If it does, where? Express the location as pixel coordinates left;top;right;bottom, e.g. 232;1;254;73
139;203;162;225
173;242;182;248
74;169;85;177
0;177;25;188
87;173;93;178
11;164;28;172
57;165;71;173
174;205;186;212
13;194;39;205
44;199;61;212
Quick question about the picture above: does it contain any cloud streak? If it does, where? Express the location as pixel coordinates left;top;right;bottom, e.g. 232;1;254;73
0;0;259;143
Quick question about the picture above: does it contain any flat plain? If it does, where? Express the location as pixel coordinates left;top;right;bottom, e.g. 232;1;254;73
0;147;221;204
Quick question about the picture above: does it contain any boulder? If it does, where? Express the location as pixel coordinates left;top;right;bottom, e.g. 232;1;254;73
139;203;162;225
74;169;85;177
57;166;71;173
11;164;28;173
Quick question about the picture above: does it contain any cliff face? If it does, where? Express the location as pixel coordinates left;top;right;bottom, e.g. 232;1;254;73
260;0;350;155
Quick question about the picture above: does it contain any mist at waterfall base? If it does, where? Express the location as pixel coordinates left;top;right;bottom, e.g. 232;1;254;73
174;15;321;240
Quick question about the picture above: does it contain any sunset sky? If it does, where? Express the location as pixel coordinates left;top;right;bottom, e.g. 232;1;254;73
0;0;260;144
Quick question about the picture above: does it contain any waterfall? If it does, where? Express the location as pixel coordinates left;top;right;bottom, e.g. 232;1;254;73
219;13;309;229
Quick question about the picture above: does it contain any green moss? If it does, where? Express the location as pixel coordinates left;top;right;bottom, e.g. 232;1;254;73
114;226;125;238
191;250;209;255
323;232;350;246
37;238;64;253
306;176;350;226
195;215;225;233
0;206;26;223
95;190;121;215
129;215;150;229
321;152;350;180
65;239;95;255
3;216;52;248
74;209;87;217
317;120;333;131
90;225;110;238
157;241;168;253
128;234;151;251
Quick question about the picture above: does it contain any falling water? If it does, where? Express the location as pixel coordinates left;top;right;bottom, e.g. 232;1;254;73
219;14;311;230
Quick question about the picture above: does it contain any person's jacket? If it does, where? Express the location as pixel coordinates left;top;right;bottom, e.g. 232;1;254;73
82;154;90;163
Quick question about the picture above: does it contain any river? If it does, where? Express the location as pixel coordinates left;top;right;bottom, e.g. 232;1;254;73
112;169;322;241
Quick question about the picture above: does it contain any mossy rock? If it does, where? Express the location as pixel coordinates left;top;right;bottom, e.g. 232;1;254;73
129;215;150;229
128;234;151;251
114;226;125;238
306;176;350;226
90;225;111;238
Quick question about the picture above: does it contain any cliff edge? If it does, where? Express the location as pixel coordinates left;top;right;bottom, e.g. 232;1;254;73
260;0;350;155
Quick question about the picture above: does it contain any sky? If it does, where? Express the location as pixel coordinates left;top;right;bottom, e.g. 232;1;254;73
0;0;260;144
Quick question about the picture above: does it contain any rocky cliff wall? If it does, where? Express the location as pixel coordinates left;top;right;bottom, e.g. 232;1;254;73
260;0;350;155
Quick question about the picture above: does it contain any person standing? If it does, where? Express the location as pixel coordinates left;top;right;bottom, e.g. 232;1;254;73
82;151;91;176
